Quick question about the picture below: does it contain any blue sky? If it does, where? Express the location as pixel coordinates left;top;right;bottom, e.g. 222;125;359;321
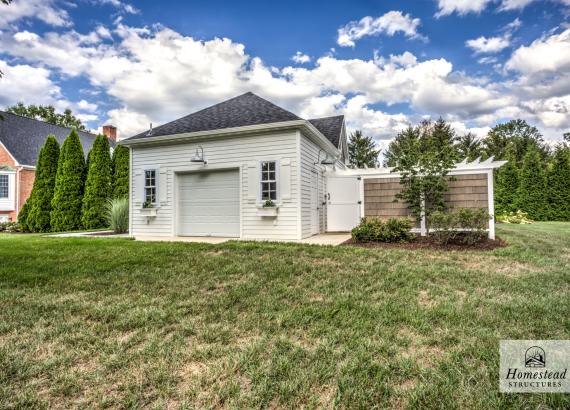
0;0;569;145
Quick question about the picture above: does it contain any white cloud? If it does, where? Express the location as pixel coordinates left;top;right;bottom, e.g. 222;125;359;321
466;35;511;54
0;0;71;29
337;11;425;47
93;0;139;14
478;56;498;64
0;60;63;107
506;28;570;75
435;0;493;17
291;52;311;64
105;107;152;139
499;0;536;9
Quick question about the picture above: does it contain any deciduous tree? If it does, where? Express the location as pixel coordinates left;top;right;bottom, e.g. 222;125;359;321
6;103;86;130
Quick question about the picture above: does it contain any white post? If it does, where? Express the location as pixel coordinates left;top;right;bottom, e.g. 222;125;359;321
487;170;495;240
420;196;427;236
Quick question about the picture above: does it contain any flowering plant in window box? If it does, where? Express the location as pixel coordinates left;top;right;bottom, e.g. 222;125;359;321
140;201;158;217
257;200;278;217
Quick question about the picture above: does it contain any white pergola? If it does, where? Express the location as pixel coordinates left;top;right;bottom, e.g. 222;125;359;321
328;157;507;239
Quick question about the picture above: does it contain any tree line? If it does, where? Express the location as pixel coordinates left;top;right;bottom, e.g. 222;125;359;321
348;118;570;221
19;131;129;232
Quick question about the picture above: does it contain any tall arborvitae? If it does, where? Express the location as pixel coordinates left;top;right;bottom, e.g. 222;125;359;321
81;135;111;229
495;146;519;214
515;147;547;220
546;146;570;221
26;135;60;232
50;130;86;231
111;145;129;198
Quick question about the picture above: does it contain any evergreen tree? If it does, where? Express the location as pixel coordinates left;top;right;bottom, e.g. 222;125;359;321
26;135;60;232
515;147;547;220
484;119;546;163
348;130;381;168
546;146;570;221
50;130;86;231
18;200;30;232
456;133;482;161
384;126;420;167
427;118;459;163
111;145;130;198
495;146;519;214
81;135;112;229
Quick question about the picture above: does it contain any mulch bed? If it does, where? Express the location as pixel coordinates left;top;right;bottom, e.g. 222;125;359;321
342;234;507;251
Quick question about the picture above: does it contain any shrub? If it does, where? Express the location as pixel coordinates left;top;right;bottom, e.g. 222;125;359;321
105;197;129;233
26;135;60;232
515;147;547;220
0;222;20;233
351;217;414;243
496;210;533;224
430;208;490;245
111;145;129;199
50;130;86;232
82;135;112;229
18;200;31;232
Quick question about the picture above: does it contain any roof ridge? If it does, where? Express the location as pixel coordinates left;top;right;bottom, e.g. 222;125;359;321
0;110;98;137
309;114;344;121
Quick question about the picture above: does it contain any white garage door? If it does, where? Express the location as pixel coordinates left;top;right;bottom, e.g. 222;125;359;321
178;170;240;237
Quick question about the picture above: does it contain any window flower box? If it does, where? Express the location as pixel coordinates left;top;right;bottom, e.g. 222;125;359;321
140;207;158;217
256;206;278;217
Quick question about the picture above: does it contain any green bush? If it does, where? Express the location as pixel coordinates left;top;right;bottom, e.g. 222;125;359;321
81;135;112;229
515;147;547;220
351;217;414;243
18;200;31;232
26;135;60;232
111;145;129;199
50;130;86;231
496;210;533;224
430;208;490;245
105;197;129;233
0;222;21;233
546;146;570;221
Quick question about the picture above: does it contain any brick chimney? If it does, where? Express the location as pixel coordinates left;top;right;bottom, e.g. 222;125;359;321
102;125;117;142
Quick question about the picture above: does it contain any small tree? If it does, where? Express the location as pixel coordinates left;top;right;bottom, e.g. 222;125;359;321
391;120;457;233
494;146;519;215
6;103;86;130
18;201;31;232
50;130;86;231
384;126;420;167
81;135;112;229
111;145;130;198
515;147;547;221
348;130;381;168
26;135;60;232
546;145;570;221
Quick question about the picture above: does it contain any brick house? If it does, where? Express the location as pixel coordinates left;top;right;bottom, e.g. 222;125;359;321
0;111;116;222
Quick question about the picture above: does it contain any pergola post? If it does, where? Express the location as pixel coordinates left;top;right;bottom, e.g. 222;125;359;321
487;170;495;240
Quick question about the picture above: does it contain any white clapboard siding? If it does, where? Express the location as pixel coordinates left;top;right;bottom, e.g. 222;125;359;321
130;131;300;240
299;133;327;238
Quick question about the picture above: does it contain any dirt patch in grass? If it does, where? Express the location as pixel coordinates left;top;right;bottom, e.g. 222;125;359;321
342;235;507;251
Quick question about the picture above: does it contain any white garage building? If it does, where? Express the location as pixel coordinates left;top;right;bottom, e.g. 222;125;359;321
121;92;504;241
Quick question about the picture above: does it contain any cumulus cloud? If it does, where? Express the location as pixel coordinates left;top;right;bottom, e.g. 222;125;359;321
291;52;311;64
337;11;426;47
466;35;511;54
435;0;493;17
0;0;71;29
0;60;63;107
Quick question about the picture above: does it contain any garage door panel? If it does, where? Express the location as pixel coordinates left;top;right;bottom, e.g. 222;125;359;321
178;170;240;237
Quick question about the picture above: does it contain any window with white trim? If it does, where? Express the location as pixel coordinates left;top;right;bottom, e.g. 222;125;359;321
0;175;8;199
260;161;277;201
144;170;157;204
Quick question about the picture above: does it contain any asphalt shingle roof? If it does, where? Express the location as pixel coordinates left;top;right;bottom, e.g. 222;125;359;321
126;92;345;148
308;115;344;148
128;92;301;140
0;111;108;167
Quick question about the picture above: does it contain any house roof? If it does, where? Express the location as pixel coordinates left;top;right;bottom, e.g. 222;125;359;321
0;111;108;167
126;92;345;148
308;115;344;148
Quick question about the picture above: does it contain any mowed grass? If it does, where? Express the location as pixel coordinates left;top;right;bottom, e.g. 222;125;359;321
0;223;568;409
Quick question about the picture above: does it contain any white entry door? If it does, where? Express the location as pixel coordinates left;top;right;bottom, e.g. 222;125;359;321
177;170;240;237
310;170;320;235
326;176;361;232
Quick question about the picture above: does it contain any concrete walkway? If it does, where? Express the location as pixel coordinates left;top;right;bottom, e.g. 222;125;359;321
135;233;351;246
47;231;129;238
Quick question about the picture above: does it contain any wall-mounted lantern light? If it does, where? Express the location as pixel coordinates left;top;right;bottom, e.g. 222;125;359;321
315;149;336;165
190;145;207;165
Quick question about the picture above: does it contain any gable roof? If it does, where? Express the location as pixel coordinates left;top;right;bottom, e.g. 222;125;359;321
129;92;301;140
308;115;344;148
0;111;107;167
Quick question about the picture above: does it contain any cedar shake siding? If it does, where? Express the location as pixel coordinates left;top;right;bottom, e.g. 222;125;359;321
364;173;489;220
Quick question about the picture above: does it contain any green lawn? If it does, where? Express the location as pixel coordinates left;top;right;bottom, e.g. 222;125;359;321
0;223;569;409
